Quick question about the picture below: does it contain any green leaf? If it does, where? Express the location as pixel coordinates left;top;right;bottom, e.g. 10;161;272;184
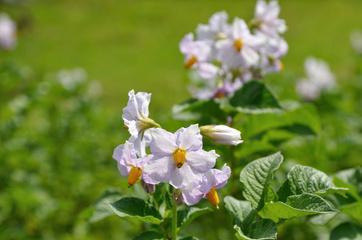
340;201;362;223
239;152;283;209
234;219;277;240
287;165;348;196
172;98;227;123
224;196;252;222
229;81;281;113
334;167;362;199
177;207;213;228
259;193;337;222
109;197;162;224
330;222;362;240
133;231;163;240
89;189;122;223
239;102;321;138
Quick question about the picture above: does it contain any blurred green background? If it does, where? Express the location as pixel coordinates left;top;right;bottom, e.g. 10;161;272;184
1;0;361;239
3;0;362;111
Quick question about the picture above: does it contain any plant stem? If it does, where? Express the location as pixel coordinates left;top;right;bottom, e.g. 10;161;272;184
171;195;178;240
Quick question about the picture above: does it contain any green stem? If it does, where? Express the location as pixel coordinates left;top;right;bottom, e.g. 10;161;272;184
171;195;178;240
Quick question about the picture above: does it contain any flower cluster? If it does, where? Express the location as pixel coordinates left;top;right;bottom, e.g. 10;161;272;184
0;13;16;50
296;57;336;100
179;0;287;100
113;90;242;207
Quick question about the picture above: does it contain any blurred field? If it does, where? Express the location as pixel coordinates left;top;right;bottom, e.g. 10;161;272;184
1;1;362;240
2;0;362;112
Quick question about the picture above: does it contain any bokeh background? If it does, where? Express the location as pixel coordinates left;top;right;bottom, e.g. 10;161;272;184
1;0;361;239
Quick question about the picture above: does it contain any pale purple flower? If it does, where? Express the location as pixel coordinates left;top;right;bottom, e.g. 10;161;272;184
253;0;286;37
112;140;151;186
143;124;219;189
216;18;263;70
296;58;336;100
0;13;16;50
180;33;212;69
182;165;231;206
122;90;159;137
196;11;229;41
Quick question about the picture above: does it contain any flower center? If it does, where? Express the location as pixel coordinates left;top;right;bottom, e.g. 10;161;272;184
233;38;243;52
184;55;198;69
128;166;142;186
206;187;220;208
173;148;186;168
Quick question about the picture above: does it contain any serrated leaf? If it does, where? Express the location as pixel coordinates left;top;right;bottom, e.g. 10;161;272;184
229;81;281;113
330;222;362;240
234;218;277;240
340;201;362;223
259;193;337;222
224;196;252;222
89;189;122;223
177;207;213;228
133;231;163;240
240;152;283;209
109;197;162;224
287;165;348;196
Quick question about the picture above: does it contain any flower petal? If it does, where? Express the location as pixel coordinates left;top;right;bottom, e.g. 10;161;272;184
176;124;202;151
149;128;177;156
181;186;203;206
142;156;173;185
170;164;200;189
186;149;218;173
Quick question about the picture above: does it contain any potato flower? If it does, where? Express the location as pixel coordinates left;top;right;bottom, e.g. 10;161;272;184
143;124;218;189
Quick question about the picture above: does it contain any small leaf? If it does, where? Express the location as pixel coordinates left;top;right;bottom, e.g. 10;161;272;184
109;197;162;224
177;207;213;228
259;193;337;222
133;231;163;240
287;165;348;196
229;81;281;113
89;189;122;223
224;196;252;222
239;152;283;209
330;222;362;240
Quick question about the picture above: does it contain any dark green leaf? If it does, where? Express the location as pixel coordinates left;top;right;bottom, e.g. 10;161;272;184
259;193;337;222
89;189;122;223
330;222;362;240
109;197;162;224
177;207;213;228
229;81;281;113
234;218;277;240
224;196;252;222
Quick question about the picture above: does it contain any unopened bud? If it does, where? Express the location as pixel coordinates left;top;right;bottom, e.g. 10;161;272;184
200;125;243;146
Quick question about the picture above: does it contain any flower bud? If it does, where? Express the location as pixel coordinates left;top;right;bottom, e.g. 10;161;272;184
200;125;243;146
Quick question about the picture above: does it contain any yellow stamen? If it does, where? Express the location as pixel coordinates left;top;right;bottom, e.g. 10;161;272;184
184;55;198;69
233;38;243;52
173;148;186;168
128;166;142;186
206;187;220;208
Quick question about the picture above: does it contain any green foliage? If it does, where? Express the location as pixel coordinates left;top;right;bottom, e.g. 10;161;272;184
109;197;162;224
239;152;283;209
330;222;362;240
229;81;281;113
